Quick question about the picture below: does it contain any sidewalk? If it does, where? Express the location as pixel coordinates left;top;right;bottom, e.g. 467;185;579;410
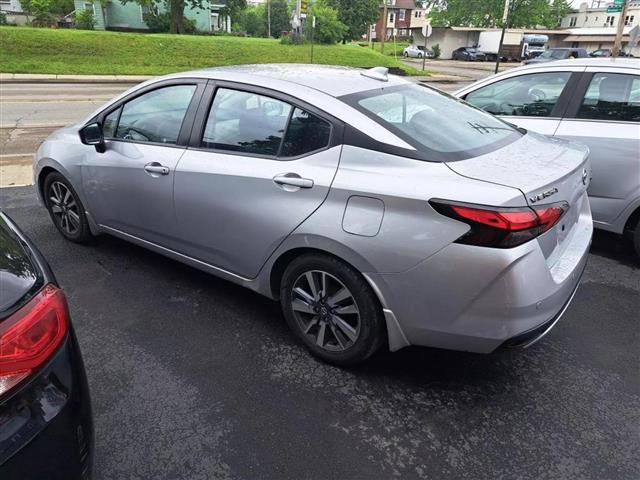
0;73;154;84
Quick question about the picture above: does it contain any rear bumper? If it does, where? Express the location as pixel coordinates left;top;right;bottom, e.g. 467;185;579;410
0;329;93;480
369;195;593;354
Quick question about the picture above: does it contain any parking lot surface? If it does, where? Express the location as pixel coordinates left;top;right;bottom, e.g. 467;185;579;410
1;186;638;480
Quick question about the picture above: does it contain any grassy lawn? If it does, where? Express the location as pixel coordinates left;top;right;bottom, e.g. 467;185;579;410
356;41;412;57
0;27;423;76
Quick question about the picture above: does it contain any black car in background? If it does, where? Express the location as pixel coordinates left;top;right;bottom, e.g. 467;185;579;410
0;212;93;479
452;47;487;61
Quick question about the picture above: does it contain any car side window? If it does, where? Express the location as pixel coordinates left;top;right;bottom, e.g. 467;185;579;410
280;108;331;157
465;72;572;117
114;85;197;145
202;88;292;156
576;73;640;122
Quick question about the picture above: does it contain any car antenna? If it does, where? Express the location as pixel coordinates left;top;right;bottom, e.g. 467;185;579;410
361;67;389;82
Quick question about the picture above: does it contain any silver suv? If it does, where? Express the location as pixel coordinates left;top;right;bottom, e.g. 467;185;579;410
456;58;640;257
34;65;592;365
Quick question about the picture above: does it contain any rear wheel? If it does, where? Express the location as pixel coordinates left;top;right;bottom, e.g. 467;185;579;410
44;172;93;243
280;254;385;366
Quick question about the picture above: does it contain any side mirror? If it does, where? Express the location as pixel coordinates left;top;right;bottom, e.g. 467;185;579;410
79;122;106;153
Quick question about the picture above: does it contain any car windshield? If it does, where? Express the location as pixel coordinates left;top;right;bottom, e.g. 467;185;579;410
539;49;567;59
342;84;521;161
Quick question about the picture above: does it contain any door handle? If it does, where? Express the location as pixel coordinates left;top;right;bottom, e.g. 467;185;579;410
144;162;170;176
273;174;314;189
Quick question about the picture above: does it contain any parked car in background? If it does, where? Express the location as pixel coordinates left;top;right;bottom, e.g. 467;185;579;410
403;45;433;59
523;48;589;64
589;48;635;57
456;58;640;257
0;212;92;479
34;65;592;365
452;47;487;61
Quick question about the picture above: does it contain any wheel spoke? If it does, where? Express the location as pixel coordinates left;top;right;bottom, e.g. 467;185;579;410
327;287;350;307
331;325;347;349
66;199;77;209
320;272;327;299
293;287;315;305
67;210;80;228
51;205;63;214
334;304;358;315
292;298;315;315
49;196;61;206
332;315;357;342
62;187;72;205
61;214;69;231
316;321;327;347
303;316;319;334
305;272;319;300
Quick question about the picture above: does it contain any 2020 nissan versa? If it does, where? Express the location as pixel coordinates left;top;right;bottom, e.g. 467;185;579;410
34;65;593;365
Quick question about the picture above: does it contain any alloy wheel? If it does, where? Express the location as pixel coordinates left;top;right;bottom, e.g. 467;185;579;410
290;270;361;352
48;181;81;235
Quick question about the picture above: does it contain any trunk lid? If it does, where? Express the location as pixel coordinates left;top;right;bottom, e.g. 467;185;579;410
446;132;591;262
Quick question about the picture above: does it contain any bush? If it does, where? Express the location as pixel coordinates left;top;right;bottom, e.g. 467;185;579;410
143;11;196;34
0;12;6;25
308;3;346;44
74;9;95;30
432;43;441;59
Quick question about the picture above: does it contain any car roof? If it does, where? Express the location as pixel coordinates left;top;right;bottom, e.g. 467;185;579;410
502;57;639;72
164;64;411;98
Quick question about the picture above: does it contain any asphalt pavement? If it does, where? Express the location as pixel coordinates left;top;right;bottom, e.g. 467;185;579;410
1;186;638;480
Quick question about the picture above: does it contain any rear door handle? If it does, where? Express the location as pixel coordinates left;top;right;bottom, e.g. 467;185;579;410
144;162;170;176
273;174;314;189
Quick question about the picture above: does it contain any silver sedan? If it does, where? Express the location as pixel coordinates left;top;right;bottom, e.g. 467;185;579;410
34;65;592;365
403;45;433;59
455;58;640;257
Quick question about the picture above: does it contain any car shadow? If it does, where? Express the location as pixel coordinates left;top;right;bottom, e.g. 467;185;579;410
590;228;638;267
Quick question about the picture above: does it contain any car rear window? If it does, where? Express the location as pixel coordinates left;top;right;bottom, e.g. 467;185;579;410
342;84;521;161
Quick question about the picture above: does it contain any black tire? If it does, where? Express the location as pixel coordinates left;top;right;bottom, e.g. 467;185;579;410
43;172;93;244
633;219;640;260
280;254;386;366
418;53;423;59
403;52;408;58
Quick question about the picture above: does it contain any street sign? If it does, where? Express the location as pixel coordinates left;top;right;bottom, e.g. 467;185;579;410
613;0;625;5
421;24;432;37
607;6;622;12
300;0;308;14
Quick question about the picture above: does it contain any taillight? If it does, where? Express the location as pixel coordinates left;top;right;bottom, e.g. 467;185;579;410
0;284;69;396
430;200;568;248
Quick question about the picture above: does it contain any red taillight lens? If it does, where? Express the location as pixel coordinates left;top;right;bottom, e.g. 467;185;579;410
431;200;568;248
0;284;69;396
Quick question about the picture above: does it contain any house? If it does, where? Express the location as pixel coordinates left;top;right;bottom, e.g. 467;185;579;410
558;1;640;54
372;0;428;40
72;0;232;33
0;0;29;25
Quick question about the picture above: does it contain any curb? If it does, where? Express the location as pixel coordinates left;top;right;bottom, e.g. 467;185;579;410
0;73;154;84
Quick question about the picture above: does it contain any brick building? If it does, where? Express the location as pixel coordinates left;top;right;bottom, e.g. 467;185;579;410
372;0;428;40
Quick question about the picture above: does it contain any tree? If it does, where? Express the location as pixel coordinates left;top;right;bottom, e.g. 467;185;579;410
220;0;247;25
267;0;290;38
325;0;378;43
430;0;573;29
238;4;267;37
308;2;347;44
123;0;203;33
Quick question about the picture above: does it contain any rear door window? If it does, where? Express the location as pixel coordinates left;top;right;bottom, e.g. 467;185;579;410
465;72;572;117
280;108;331;157
202;88;292;156
576;73;640;122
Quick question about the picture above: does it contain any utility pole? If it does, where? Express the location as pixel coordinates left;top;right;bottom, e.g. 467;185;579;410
267;0;271;38
381;2;388;55
612;0;629;56
494;0;511;74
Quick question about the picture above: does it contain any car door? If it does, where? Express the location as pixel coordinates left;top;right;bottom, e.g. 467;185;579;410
461;68;584;135
82;80;205;247
172;83;343;279
554;67;640;230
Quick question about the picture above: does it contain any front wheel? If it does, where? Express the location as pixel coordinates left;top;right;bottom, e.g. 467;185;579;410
44;172;93;243
280;254;386;366
403;52;408;58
